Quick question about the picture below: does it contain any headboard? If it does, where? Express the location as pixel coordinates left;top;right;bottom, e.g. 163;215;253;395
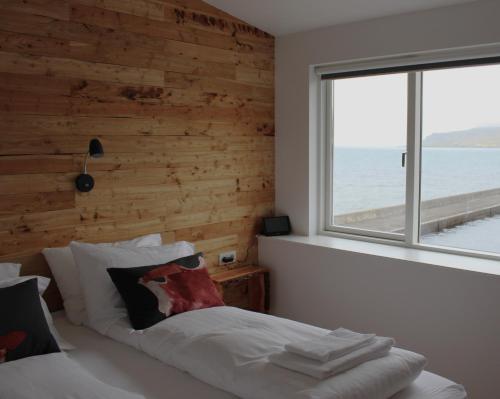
3;253;63;312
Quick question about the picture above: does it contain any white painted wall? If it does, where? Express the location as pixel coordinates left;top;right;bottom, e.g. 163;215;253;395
270;1;500;397
259;236;500;397
275;0;500;235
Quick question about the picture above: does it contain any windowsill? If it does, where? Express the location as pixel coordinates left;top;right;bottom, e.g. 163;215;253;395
258;234;500;277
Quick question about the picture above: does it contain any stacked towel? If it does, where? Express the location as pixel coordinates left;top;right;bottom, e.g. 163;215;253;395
269;328;395;380
285;327;376;362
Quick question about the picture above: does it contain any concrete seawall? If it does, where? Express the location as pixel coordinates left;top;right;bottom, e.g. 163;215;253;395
335;187;500;233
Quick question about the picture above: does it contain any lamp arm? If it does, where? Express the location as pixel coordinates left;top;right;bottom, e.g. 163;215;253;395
83;152;90;174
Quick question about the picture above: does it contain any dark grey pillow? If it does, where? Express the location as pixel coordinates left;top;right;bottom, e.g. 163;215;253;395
0;279;60;363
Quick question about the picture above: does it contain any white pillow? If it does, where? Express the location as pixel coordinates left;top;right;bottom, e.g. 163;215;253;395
71;241;195;334
0;352;145;399
0;276;73;351
0;263;21;279
42;234;163;325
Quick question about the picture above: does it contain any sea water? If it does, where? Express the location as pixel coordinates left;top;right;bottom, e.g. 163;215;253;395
333;147;500;253
421;214;500;253
333;147;500;214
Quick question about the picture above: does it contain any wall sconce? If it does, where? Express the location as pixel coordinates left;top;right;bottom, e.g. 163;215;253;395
75;138;104;192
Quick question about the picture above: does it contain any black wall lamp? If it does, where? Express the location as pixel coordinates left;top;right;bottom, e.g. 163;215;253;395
75;138;104;192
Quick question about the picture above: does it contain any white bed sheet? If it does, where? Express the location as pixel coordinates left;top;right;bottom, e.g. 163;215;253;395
108;307;427;399
54;313;234;399
0;353;144;399
54;312;466;399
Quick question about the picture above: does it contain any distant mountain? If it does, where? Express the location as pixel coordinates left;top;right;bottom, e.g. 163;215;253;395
423;126;500;148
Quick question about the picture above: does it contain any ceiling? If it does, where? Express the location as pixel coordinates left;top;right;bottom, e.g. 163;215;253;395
203;0;477;36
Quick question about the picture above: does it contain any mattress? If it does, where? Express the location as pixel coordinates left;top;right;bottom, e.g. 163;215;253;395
54;313;466;399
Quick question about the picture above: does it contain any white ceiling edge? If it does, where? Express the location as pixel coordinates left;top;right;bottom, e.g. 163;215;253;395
203;0;478;37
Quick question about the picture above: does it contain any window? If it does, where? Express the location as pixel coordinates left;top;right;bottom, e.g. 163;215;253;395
322;54;500;258
330;73;407;238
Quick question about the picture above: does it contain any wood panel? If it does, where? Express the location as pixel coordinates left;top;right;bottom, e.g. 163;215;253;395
0;0;274;311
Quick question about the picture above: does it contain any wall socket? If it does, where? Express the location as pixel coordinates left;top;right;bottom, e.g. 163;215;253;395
219;250;236;266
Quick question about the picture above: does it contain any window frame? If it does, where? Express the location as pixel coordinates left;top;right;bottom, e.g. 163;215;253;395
318;45;500;262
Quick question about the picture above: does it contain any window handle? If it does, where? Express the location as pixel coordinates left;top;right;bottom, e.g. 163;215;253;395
401;152;406;168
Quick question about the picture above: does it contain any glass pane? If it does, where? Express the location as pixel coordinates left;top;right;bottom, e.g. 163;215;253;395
331;73;408;234
420;64;500;254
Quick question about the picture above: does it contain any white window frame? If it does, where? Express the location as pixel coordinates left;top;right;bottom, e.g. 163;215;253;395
318;44;500;262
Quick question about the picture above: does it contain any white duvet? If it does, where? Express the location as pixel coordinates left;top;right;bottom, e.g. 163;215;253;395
0;353;144;399
107;306;426;399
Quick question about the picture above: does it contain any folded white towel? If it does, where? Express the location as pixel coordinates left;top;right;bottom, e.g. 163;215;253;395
270;336;394;379
285;327;376;362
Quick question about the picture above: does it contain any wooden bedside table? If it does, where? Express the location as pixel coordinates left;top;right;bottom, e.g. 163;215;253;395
211;266;269;313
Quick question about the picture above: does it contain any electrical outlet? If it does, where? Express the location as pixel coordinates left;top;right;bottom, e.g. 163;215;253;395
219;250;236;266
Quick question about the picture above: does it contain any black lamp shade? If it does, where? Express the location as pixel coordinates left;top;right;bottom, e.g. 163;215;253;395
89;138;104;158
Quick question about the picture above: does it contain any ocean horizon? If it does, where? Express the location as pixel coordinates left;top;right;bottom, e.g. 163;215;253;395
332;147;500;215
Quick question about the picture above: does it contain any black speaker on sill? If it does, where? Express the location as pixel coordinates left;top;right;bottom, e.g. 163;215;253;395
262;216;291;236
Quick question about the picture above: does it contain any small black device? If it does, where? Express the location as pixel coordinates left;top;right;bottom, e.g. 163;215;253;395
262;216;291;236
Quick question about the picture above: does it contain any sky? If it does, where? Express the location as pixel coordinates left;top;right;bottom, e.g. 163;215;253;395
332;64;500;147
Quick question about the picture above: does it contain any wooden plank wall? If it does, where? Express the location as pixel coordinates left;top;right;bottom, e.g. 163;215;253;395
0;0;275;307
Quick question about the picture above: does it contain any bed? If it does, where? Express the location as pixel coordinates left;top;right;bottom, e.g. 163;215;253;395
1;238;467;399
54;312;466;399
